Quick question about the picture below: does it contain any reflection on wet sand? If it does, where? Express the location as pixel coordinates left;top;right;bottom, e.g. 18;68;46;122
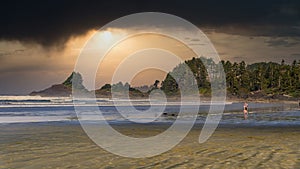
0;123;299;168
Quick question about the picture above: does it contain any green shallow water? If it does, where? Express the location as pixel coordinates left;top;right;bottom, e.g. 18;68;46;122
0;123;299;169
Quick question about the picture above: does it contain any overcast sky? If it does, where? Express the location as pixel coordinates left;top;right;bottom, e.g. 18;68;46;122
0;0;300;94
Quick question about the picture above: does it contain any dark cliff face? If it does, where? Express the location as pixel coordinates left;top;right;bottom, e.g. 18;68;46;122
29;72;91;97
30;84;71;97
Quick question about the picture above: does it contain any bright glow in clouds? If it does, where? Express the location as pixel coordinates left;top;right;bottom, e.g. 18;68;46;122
102;31;113;41
95;33;197;90
0;27;300;94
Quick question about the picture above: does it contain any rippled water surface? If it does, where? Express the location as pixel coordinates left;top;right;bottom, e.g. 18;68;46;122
0;96;299;126
0;123;299;169
0;96;299;168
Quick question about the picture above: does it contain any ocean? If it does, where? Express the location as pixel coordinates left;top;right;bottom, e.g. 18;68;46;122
0;96;299;126
0;96;299;168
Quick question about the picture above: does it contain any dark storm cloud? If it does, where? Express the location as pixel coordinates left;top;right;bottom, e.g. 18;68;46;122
0;49;25;57
1;0;300;47
265;38;300;47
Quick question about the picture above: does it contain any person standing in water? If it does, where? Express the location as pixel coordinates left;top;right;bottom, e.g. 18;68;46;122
243;102;248;120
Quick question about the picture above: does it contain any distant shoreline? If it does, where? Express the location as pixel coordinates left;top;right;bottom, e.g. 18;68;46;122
16;92;300;104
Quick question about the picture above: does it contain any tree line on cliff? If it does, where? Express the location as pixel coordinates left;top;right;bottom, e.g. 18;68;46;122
35;57;300;99
160;57;300;98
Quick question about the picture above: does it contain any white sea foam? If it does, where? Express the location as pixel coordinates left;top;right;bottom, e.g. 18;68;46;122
0;95;232;107
0;116;70;123
1;96;297;125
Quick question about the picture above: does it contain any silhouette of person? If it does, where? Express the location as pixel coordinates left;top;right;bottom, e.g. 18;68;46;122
243;102;248;120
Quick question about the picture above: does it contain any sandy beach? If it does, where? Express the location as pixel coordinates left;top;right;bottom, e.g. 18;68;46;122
0;122;299;169
0;97;299;168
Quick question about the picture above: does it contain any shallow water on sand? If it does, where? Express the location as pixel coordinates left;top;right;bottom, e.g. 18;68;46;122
0;123;299;169
0;97;299;168
1;100;299;126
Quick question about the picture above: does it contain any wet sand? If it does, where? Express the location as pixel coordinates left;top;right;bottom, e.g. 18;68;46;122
0;123;299;169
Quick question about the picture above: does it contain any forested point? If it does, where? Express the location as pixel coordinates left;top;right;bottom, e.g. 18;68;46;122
58;57;300;99
160;57;300;99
